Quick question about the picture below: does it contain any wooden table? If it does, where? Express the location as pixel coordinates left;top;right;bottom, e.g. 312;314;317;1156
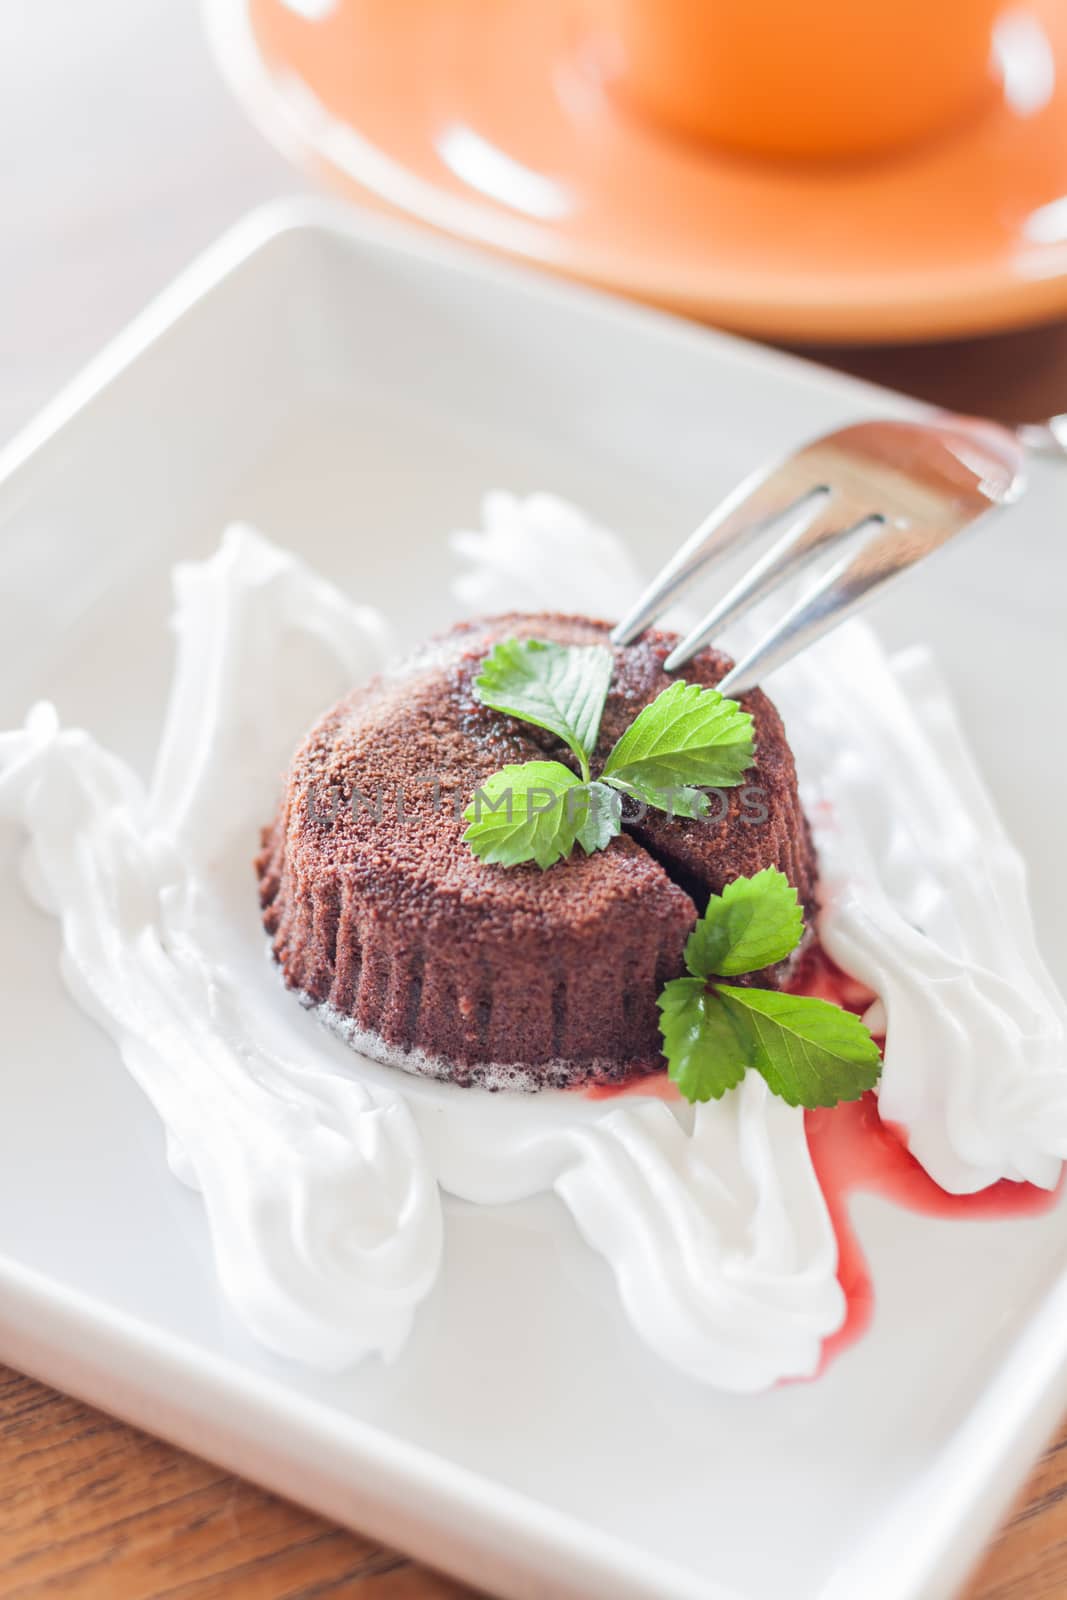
3;3;1066;1594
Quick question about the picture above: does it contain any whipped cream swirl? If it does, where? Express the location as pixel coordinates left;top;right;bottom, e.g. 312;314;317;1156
0;498;1062;1388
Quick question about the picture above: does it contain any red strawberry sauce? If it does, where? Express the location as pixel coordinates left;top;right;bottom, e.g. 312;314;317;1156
587;946;1061;1368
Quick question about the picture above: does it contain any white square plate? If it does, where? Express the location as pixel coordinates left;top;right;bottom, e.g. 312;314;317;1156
2;200;1066;1600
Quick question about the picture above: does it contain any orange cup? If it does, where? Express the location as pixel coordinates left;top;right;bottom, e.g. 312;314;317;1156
589;0;1005;160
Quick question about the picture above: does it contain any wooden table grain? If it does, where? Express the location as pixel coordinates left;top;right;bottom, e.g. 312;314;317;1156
3;3;1067;1595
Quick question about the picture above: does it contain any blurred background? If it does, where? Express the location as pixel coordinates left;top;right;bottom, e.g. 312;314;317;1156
7;0;1067;452
1;0;287;441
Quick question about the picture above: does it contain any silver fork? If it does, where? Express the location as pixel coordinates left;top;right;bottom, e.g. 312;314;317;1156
611;415;1033;696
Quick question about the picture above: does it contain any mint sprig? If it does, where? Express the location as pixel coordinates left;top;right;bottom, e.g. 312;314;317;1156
657;979;749;1102
465;637;755;868
684;866;804;977
716;985;883;1108
600;773;712;820
474;638;613;782
463;762;621;870
601;679;754;792
574;781;624;855
659;869;882;1110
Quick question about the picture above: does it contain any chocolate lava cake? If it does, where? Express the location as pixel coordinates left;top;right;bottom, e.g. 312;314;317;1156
256;614;817;1089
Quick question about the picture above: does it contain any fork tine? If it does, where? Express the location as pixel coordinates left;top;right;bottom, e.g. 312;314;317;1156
610;470;825;646
619;415;1024;695
661;504;882;672
714;517;959;698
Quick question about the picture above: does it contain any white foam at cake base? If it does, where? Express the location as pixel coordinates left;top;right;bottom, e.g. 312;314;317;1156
310;991;588;1093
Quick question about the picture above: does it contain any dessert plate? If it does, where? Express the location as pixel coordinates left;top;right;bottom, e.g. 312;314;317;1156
205;0;1067;341
1;198;1067;1600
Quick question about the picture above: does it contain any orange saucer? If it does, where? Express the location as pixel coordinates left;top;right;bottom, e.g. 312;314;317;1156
207;0;1067;342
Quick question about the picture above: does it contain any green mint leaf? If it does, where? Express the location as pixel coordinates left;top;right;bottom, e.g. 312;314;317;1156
573;781;623;856
601;773;710;819
657;978;751;1102
463;761;618;870
685;867;805;979
474;638;614;780
716;985;882;1108
601;679;755;792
